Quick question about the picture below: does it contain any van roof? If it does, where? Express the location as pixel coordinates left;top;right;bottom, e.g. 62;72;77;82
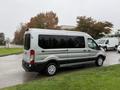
25;28;92;38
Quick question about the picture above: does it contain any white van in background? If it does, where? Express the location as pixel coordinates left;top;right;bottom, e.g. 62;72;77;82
96;37;119;51
22;28;106;76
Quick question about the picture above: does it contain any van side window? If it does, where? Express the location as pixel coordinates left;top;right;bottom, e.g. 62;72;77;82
88;38;99;50
38;35;68;49
38;35;85;49
68;36;85;48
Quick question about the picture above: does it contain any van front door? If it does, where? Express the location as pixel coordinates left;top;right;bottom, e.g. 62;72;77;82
87;38;99;58
67;36;89;62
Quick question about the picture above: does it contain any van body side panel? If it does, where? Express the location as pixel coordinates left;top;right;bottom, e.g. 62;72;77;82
67;48;90;60
87;48;99;58
35;49;68;62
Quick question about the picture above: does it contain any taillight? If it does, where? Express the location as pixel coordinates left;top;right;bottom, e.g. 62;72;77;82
30;50;35;64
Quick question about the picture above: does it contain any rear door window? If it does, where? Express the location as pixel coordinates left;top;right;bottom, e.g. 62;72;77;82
24;34;30;50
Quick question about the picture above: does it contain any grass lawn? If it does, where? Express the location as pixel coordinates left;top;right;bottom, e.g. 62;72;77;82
1;64;120;90
0;48;23;56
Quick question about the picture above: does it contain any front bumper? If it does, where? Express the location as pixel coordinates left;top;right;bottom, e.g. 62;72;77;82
22;60;47;72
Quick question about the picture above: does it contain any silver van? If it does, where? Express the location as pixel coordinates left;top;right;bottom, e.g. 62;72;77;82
22;28;106;76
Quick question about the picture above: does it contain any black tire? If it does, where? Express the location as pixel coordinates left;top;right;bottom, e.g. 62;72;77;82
95;56;104;66
45;63;57;76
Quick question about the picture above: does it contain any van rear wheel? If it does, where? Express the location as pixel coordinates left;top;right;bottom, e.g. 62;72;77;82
95;56;104;66
45;63;57;76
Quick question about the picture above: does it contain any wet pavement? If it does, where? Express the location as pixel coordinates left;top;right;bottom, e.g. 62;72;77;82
0;54;39;89
104;51;120;66
0;51;120;89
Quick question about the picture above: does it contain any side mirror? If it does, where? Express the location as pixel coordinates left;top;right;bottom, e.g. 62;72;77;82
98;45;102;50
98;45;101;47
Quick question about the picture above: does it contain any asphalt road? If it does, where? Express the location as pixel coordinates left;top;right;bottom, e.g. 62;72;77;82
104;51;120;66
0;51;120;89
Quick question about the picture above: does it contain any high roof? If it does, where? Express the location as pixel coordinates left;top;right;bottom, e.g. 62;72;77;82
26;28;91;38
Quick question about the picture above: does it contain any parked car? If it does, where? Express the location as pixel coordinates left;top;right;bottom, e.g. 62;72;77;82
22;28;106;76
96;37;119;51
117;45;120;53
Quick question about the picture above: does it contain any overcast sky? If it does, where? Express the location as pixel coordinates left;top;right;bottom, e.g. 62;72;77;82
0;0;120;39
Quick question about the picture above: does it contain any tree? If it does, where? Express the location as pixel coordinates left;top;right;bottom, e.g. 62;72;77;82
76;16;113;39
13;23;27;45
27;11;58;29
13;11;59;45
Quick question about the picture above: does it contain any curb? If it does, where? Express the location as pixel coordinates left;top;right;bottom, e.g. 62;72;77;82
0;52;23;57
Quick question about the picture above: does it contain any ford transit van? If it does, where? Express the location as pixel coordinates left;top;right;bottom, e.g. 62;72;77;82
22;28;106;76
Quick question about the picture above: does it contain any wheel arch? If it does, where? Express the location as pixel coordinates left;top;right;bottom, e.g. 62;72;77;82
97;55;106;61
46;59;60;68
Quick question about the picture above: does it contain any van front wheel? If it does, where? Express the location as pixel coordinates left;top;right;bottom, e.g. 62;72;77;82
45;63;57;76
95;56;104;66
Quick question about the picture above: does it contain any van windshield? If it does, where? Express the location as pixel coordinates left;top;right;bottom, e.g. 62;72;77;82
24;34;30;50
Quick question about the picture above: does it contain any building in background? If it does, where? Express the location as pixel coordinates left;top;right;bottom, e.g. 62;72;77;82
60;25;76;30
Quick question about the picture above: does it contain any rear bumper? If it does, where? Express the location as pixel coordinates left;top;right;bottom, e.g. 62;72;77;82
22;60;47;72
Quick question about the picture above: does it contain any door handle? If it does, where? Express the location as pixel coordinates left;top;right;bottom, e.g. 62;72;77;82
83;50;87;52
83;50;91;52
88;50;91;52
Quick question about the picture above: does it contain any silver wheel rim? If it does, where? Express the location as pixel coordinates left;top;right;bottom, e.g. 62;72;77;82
98;58;103;65
48;65;56;75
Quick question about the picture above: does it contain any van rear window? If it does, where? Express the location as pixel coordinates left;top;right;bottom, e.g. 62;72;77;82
24;34;30;50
